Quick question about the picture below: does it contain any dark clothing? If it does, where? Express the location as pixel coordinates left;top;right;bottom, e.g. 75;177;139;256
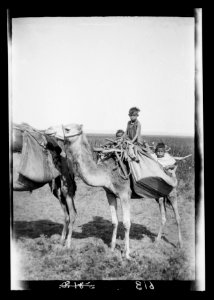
126;119;141;143
45;135;62;155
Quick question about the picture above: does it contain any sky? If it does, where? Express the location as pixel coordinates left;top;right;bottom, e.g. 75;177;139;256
11;16;195;136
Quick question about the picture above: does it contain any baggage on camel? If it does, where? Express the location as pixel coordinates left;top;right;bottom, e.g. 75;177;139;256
95;139;178;199
17;130;60;184
128;150;177;199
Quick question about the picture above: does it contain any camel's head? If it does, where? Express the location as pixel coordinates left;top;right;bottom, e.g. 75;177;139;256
45;124;83;142
45;125;65;140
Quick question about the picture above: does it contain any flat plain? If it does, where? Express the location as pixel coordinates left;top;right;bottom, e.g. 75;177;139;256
12;135;195;281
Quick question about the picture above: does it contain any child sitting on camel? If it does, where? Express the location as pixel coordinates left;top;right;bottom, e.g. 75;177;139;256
125;107;141;143
151;142;177;177
102;129;125;148
125;107;142;162
115;129;125;140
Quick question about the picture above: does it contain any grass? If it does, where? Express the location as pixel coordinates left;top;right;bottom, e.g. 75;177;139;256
12;134;195;283
16;234;194;281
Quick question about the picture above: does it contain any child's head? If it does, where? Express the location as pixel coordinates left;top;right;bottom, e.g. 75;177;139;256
115;129;125;138
128;107;140;122
155;142;166;158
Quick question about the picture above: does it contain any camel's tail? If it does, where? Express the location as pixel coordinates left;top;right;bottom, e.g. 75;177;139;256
164;196;173;210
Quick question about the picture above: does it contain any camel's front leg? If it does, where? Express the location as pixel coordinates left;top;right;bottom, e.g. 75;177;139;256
51;181;69;245
58;192;70;245
65;193;77;248
106;192;118;252
120;192;131;259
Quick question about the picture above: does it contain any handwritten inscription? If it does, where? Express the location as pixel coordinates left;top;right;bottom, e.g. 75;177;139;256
59;281;95;289
59;280;154;290
136;281;154;290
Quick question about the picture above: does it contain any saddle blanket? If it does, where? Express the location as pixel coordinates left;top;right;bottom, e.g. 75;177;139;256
18;131;60;183
129;152;177;199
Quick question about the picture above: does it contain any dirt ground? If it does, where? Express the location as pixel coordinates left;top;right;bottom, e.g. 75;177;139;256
12;171;195;281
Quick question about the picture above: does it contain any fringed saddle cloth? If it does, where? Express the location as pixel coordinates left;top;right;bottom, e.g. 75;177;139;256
18;131;60;183
129;151;177;199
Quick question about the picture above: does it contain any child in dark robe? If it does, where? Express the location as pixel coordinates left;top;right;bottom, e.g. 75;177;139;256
125;107;142;162
125;107;141;144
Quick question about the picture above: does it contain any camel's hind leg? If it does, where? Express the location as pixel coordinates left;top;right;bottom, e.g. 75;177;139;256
120;190;131;259
106;192;119;252
168;192;182;248
156;197;167;243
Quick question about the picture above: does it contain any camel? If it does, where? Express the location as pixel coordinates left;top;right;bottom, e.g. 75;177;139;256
12;124;77;248
53;123;182;259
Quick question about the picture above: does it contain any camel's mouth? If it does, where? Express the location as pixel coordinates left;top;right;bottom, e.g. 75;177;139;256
45;125;65;140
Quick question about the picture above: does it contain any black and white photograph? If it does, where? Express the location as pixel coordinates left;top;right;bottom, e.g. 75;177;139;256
9;10;204;292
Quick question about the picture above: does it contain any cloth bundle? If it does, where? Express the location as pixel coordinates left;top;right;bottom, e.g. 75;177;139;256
18;131;60;183
128;151;178;199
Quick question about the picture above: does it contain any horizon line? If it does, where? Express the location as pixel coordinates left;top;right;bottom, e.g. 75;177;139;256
85;130;194;137
11;121;194;137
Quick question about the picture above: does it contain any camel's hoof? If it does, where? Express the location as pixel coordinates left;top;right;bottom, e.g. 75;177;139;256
122;249;132;260
110;245;116;252
65;240;72;249
155;237;161;244
125;254;133;261
60;239;65;246
177;241;183;248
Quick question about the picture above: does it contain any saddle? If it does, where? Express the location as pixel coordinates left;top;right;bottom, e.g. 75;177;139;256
17;128;61;184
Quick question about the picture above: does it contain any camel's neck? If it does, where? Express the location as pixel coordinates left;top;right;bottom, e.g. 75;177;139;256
66;134;112;188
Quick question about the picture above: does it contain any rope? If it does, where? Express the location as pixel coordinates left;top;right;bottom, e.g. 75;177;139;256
25;131;47;150
118;160;131;180
14;125;47;149
13;125;43;134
